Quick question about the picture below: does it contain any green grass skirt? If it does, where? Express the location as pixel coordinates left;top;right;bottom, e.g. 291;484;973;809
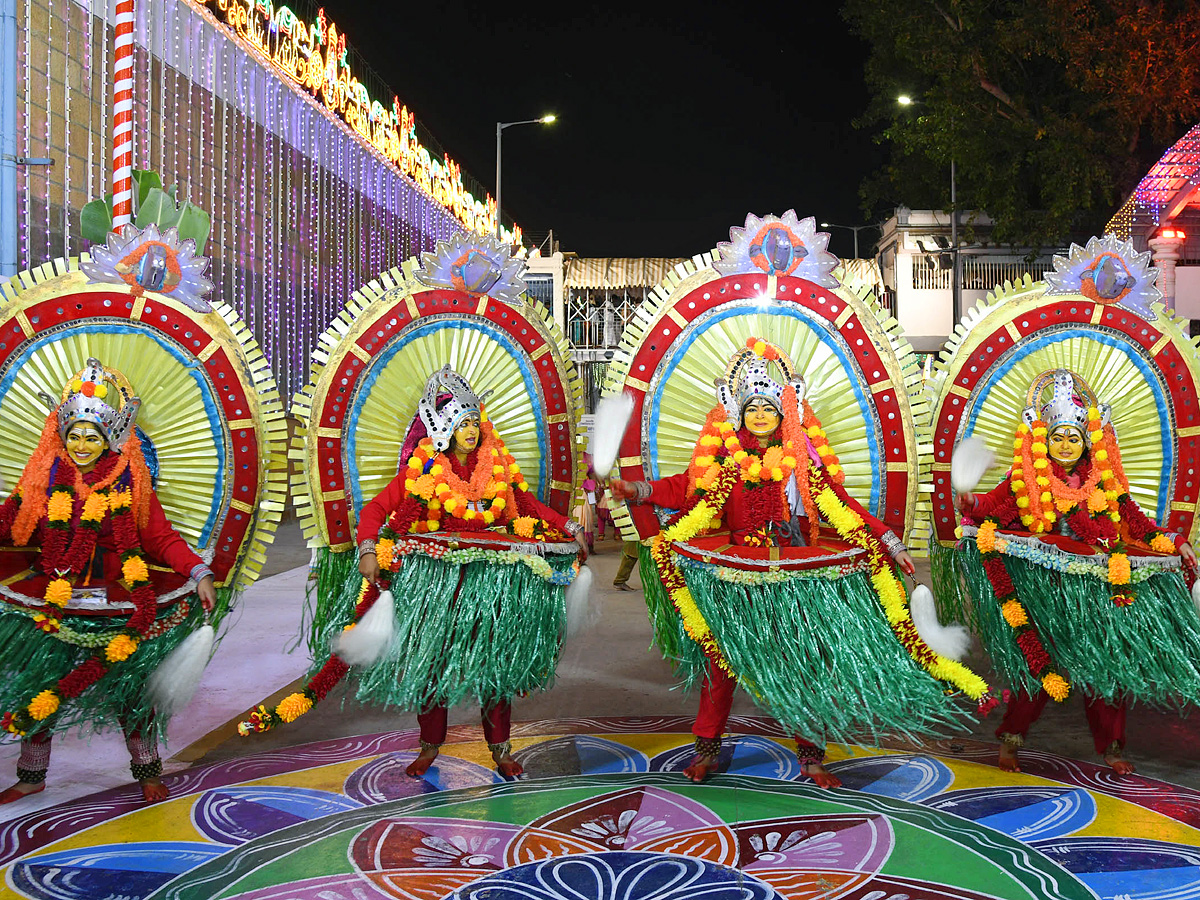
309;549;573;711
0;599;208;741
640;546;967;745
932;539;1200;705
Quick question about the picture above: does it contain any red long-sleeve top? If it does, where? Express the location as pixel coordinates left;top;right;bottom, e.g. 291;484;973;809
61;458;205;583
357;448;569;544
643;466;898;548
967;460;1179;546
0;453;206;610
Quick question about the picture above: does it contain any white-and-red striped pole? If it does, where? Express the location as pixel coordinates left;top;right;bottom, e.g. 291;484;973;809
111;0;135;228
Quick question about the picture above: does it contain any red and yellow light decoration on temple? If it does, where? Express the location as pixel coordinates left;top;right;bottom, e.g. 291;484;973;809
199;0;521;244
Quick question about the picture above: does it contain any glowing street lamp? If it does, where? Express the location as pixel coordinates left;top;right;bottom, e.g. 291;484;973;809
495;114;556;241
819;221;875;260
896;94;960;321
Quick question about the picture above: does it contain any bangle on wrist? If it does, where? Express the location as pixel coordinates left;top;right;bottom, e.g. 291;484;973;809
357;539;377;559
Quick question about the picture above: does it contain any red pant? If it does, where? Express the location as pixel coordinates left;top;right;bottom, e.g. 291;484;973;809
692;658;822;757
997;689;1126;755
418;700;512;745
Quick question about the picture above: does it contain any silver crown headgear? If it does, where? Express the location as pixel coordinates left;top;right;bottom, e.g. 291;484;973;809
55;358;141;452
714;340;804;426
1022;369;1110;442
417;365;493;452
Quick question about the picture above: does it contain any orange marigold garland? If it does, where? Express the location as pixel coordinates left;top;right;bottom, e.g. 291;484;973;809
974;515;1070;701
1;450;163;737
400;419;525;533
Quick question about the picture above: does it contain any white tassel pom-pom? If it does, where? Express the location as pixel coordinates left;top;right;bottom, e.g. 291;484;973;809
1192;579;1200;617
590;392;634;478
564;565;600;638
910;584;971;661
951;436;996;495
146;623;215;719
334;589;395;667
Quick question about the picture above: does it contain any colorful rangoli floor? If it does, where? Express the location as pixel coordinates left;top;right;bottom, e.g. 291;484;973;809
2;716;1199;899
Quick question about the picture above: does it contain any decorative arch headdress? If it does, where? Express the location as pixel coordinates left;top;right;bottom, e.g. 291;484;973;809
50;357;141;452
1022;369;1111;444
416;365;494;453
716;339;805;424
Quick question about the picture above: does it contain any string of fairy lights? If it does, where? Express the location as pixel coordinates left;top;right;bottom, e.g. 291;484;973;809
13;0;466;403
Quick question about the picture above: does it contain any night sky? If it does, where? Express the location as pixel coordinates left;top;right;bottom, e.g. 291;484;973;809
317;2;885;261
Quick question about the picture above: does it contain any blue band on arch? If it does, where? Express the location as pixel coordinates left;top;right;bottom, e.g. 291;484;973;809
0;323;226;545
347;319;549;516
965;328;1172;523
646;302;883;515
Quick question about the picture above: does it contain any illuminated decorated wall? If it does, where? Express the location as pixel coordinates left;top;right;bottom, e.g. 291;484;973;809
11;0;503;401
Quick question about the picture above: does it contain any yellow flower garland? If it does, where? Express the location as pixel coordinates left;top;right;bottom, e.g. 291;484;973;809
81;491;109;522
812;468;990;701
650;459;740;675
1042;672;1070;701
277;692;313;722
47;490;73;522
45;577;72;607
27;689;59;721
105;633;139;662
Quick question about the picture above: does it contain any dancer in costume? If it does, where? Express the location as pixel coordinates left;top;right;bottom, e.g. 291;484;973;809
0;360;215;803
613;338;991;786
355;366;587;777
240;234;589;780
954;369;1200;773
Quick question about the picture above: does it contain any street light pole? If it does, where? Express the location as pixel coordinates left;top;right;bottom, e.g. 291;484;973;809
897;96;960;325
950;157;959;324
819;222;875;260
494;114;556;242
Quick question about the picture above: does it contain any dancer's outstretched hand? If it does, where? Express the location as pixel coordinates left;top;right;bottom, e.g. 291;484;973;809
609;478;635;501
358;552;380;585
895;551;916;577
1180;541;1197;570
574;531;589;561
954;492;976;515
197;575;217;612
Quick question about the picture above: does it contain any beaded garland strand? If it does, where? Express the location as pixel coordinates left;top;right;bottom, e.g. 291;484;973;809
0;452;158;735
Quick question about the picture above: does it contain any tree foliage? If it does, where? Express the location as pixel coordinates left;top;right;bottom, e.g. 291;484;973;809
844;0;1200;248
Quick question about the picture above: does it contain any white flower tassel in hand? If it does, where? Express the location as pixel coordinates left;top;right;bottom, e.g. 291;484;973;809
1192;579;1200;617
564;564;600;638
590;392;634;478
334;589;396;666
910;584;971;661
146;622;215;719
951;436;996;495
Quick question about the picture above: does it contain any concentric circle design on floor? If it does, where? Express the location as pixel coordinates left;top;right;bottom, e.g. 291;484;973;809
1;717;1199;900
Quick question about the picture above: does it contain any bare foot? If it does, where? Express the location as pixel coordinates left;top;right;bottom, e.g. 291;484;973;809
405;748;439;777
802;763;841;789
0;782;44;804
1104;749;1136;775
140;778;170;803
496;755;524;779
683;754;720;783
998;742;1021;773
